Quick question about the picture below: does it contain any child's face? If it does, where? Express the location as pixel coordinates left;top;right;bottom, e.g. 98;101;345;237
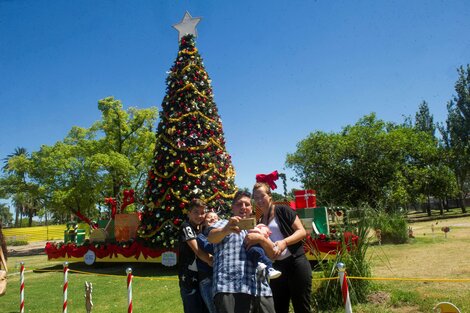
189;206;206;226
204;212;219;227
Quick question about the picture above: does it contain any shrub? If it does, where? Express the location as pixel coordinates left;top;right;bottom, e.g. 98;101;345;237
6;238;29;246
312;209;372;311
371;210;408;244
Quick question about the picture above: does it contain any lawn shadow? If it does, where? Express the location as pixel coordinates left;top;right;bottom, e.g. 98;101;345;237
34;262;178;277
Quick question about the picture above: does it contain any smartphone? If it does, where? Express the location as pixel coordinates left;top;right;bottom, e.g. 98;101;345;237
237;218;256;230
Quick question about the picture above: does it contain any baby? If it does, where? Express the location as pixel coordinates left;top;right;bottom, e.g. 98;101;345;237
246;223;282;279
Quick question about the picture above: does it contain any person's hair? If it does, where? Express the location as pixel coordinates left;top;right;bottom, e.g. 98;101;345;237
252;182;272;196
0;222;7;261
233;190;251;204
188;198;207;212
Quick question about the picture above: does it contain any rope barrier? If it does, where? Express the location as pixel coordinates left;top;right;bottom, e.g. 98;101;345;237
29;267;470;283
10;261;470;313
347;276;470;283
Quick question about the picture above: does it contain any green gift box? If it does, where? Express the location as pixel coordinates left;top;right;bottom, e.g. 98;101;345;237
297;207;329;235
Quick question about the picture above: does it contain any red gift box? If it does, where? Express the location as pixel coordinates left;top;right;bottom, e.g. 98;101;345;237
294;190;316;209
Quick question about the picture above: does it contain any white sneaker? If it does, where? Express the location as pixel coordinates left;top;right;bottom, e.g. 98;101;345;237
267;267;282;279
257;262;267;272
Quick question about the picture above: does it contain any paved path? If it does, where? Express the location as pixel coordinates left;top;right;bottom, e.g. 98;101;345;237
8;240;60;257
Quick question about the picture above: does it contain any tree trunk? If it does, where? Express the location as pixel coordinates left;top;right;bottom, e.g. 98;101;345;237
15;207;19;227
459;197;467;213
427;195;432;216
445;198;450;212
439;199;444;215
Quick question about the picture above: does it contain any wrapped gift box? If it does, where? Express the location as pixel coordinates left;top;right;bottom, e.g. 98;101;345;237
297;207;329;235
294;189;316;209
114;213;140;242
98;219;115;239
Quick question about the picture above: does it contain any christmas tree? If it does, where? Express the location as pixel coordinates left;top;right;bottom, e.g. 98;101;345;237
137;14;238;248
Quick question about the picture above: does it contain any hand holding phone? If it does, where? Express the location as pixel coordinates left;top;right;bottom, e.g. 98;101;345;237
237;218;256;230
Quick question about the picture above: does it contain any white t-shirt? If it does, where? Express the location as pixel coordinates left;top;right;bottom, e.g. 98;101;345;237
268;217;292;261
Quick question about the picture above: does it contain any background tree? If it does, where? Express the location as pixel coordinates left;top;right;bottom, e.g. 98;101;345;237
0;100;158;225
286;113;449;211
0;203;13;225
2;147;28;225
138;34;238;248
0;147;41;226
95;97;158;198
412;101;458;215
414;101;436;137
31;127;103;222
438;65;470;213
33;99;158;222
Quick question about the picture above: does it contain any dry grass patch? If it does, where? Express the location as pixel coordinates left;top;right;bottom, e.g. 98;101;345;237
365;216;470;312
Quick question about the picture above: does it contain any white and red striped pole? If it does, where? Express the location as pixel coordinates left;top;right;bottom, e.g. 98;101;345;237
337;262;352;313
63;262;69;313
19;261;25;313
126;267;133;313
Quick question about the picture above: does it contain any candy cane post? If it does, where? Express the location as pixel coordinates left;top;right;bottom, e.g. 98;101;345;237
337;262;353;313
126;268;133;313
19;262;25;313
63;262;69;313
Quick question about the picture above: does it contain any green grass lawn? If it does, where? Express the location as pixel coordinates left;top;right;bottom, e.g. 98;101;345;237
1;261;182;313
2;215;469;312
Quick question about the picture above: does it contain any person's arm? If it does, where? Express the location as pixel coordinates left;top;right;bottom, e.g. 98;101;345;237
245;232;277;259
208;216;242;243
197;235;214;255
273;216;306;252
187;238;213;266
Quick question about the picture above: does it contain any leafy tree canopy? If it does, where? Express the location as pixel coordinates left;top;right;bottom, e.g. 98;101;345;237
0;97;158;223
286;113;454;211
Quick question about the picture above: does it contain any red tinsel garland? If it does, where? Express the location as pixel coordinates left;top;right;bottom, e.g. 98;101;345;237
45;241;176;260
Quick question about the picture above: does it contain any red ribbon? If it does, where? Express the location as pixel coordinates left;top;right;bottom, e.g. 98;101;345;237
121;189;135;211
256;170;279;190
105;197;118;218
71;209;98;229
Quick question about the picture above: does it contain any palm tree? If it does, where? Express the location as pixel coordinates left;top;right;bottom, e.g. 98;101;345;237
2;147;29;226
2;147;28;171
0;203;13;225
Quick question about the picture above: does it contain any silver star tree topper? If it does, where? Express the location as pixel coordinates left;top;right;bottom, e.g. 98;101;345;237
173;11;202;42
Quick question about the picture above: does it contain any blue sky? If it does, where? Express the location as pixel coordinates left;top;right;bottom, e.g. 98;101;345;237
1;0;469;203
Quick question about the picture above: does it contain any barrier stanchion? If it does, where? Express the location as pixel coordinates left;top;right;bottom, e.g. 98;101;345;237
126;268;133;313
337;262;352;313
63;262;69;313
19;262;25;313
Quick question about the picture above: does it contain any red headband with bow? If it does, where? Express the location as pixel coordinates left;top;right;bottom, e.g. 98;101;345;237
256;170;279;190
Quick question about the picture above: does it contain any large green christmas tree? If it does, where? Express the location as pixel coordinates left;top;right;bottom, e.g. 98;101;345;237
137;30;238;248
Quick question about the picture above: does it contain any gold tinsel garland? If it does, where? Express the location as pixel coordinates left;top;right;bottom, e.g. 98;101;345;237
160;134;224;152
138;218;180;238
178;48;199;56
181;63;204;75
152;162;217;179
169;83;208;100
167;110;216;124
149;184;238;208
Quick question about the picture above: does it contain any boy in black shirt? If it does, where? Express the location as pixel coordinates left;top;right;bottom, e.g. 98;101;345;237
178;199;212;313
